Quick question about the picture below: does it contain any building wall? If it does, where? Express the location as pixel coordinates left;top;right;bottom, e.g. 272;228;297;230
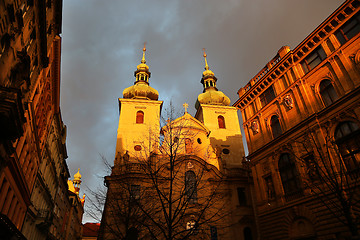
0;0;84;239
234;0;360;239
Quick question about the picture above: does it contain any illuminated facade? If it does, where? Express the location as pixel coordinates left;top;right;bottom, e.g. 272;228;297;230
99;48;256;239
234;0;360;239
0;0;84;239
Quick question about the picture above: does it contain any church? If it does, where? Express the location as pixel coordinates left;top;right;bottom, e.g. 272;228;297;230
98;47;256;240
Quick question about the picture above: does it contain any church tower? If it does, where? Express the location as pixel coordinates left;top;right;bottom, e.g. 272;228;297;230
195;50;245;168
115;45;163;164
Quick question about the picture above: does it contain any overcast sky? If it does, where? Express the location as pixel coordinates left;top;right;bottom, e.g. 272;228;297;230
60;0;344;222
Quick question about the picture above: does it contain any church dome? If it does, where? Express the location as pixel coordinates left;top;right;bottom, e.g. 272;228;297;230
197;89;230;107
123;82;159;100
74;168;82;181
122;44;159;101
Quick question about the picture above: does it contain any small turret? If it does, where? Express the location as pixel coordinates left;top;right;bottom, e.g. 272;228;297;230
123;43;159;100
195;49;230;110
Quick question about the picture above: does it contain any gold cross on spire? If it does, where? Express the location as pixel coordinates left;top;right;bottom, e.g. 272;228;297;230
203;48;209;70
183;103;189;113
141;41;147;64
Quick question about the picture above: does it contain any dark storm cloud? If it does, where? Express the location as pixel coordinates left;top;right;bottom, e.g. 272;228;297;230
60;0;343;221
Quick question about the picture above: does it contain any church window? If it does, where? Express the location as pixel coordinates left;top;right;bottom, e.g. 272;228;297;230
300;46;327;74
243;227;253;240
210;226;218;240
237;187;247;206
319;80;338;107
278;153;302;197
136;111;144;124
134;145;142;151
222;148;230;154
174;137;179;143
335;121;360;173
270;115;282;139
260;85;276;108
335;12;360;45
126;227;139;240
197;138;202;144
218;115;226;129
185;138;192;154
130;185;140;201
185;171;197;203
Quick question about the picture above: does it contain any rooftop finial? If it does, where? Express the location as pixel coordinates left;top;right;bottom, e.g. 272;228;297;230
203;48;209;70
142;42;147;64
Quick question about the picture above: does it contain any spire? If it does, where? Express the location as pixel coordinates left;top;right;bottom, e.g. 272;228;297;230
122;43;159;100
141;42;147;64
202;48;215;77
195;49;230;110
203;48;209;71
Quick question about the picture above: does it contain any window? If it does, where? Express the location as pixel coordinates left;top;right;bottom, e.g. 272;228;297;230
210;226;218;240
237;187;247;206
335;121;360;172
244;227;253;240
260;86;276;108
335;12;360;45
218;115;226;129
278;154;302;197
185;138;192;154
136;111;144;124
319;80;338;107
130;185;140;201
185;171;197;203
300;46;327;74
270;115;282;139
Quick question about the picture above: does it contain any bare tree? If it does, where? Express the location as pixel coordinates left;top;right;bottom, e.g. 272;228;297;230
292;124;360;238
93;104;233;240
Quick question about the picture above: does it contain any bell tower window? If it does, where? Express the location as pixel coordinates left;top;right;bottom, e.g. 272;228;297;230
218;115;226;129
136;111;144;124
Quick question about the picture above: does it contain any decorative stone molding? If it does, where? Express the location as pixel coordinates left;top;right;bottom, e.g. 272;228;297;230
251;120;259;134
283;94;294;109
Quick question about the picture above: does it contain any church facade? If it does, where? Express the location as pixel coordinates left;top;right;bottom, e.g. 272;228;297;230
234;0;360;239
99;48;256;240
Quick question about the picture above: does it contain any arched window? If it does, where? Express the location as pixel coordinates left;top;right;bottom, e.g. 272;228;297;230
243;227;253;240
185;171;197;203
270;115;282;138
319;80;338;107
136;111;144;124
126;227;139;240
278;154;302;197
218;115;226;129
185;138;192;154
335;121;360;172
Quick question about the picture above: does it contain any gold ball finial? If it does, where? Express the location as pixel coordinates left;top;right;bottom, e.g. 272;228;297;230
143;42;147;52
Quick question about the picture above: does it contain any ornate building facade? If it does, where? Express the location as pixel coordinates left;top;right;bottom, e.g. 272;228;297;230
234;0;360;239
0;0;84;239
99;48;256;240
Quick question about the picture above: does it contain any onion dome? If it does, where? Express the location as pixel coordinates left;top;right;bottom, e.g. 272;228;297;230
74;168;82;182
195;49;230;110
123;44;159;100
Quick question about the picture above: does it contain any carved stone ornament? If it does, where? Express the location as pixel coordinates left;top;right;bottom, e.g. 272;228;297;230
251;120;259;134
353;49;360;65
187;162;194;169
283;94;293;109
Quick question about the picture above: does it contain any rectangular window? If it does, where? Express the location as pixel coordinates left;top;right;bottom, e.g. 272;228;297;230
237;187;247;206
130;185;140;200
335;12;360;45
300;46;327;74
260;85;276;108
